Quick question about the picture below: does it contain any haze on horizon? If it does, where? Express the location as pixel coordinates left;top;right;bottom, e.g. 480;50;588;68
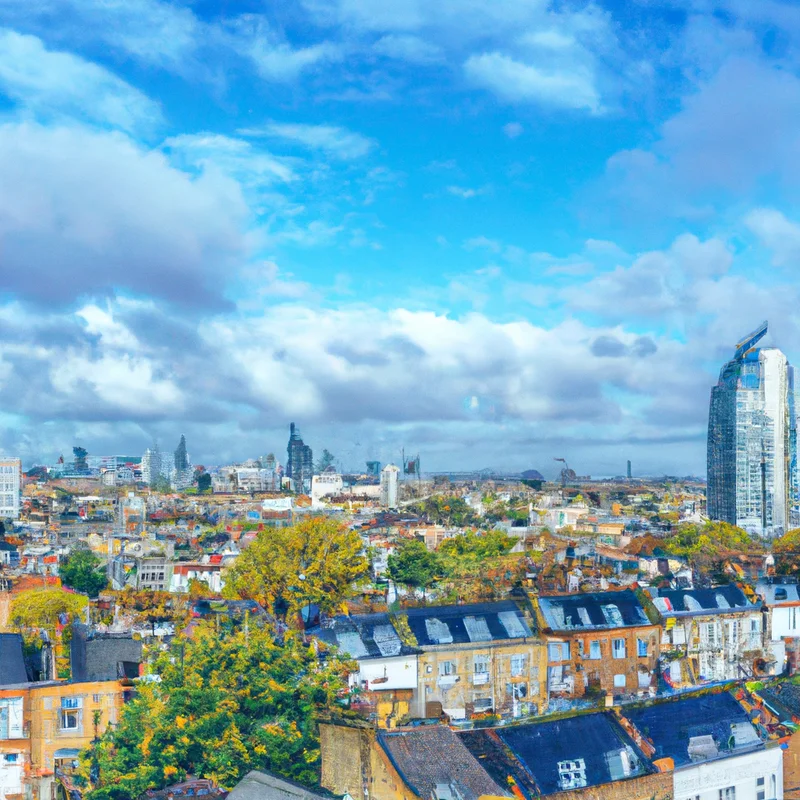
1;0;800;476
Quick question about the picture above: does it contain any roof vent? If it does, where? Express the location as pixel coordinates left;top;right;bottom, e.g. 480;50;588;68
687;735;719;762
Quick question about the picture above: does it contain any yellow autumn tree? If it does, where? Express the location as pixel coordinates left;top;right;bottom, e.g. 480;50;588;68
223;516;369;618
10;587;88;638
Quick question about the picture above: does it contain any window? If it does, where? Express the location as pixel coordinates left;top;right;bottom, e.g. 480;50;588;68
4;754;18;764
637;638;648;657
719;788;735;800
577;640;584;657
438;661;456;677
0;698;23;739
510;655;527;677
589;640;601;660
60;697;82;732
613;674;626;688
757;776;765;800
474;656;489;676
558;759;587;790
612;638;626;659
93;694;101;703
703;622;718;645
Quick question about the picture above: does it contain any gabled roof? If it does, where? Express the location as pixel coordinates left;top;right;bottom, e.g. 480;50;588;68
378;725;510;800
402;601;533;647
538;590;650;632
227;770;334;800
0;633;29;686
647;585;757;617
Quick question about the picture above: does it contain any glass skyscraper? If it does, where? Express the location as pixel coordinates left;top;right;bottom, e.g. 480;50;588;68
707;322;798;537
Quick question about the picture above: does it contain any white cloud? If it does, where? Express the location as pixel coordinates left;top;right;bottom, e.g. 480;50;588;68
744;208;800;267
0;28;162;133
447;185;487;199
503;122;524;138
239;122;375;160
0;122;249;307
464;52;600;111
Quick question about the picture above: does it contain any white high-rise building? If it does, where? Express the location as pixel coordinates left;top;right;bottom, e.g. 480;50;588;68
142;446;166;486
380;464;400;509
707;322;798;537
0;457;22;519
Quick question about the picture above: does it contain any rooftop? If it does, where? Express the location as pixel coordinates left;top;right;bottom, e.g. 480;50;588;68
0;633;29;686
402;600;533;647
538;589;651;632
312;613;419;660
474;712;649;796
756;579;800;605
647;585;757;617
624;692;762;768
227;770;334;800
378;725;509;800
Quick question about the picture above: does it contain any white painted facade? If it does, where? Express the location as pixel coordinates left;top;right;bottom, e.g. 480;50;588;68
380;465;400;508
312;473;344;505
673;745;783;800
0;457;21;520
0;753;24;800
350;654;418;692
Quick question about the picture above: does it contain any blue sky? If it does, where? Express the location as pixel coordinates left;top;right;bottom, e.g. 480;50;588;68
2;0;800;476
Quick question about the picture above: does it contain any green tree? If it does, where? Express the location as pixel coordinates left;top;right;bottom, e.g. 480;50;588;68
386;539;441;597
664;520;762;564
59;548;108;598
81;621;354;799
223;517;369;619
10;587;88;637
196;472;212;492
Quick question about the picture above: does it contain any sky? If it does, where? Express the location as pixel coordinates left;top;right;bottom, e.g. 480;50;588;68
2;0;800;477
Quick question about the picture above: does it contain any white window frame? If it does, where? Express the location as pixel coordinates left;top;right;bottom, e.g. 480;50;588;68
510;655;527;677
612;638;626;659
589;640;601;660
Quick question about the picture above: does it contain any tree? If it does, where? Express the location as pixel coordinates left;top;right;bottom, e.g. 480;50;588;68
59;548;108;597
196;472;212;492
315;449;336;473
386;539;441;597
81;621;354;799
664;520;763;565
223;517;369;619
11;587;88;636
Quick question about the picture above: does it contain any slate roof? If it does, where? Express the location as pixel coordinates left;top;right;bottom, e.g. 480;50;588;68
227;770;334;800
493;712;649;796
378;725;510;800
312;613;419;660
624;693;762;768
0;633;29;686
402;601;533;647
70;624;143;682
757;580;800;605
538;590;650;632
759;683;800;723
647;585;757;617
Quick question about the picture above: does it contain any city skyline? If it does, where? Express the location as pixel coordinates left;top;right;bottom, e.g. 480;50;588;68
3;2;800;474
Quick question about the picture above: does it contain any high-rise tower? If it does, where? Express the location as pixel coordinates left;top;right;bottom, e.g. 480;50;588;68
286;423;313;494
707;321;797;537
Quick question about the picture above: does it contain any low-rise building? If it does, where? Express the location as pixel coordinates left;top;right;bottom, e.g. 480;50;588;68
756;578;800;673
170;562;224;594
647;585;768;687
0;679;126;800
536;589;660;699
399;600;547;721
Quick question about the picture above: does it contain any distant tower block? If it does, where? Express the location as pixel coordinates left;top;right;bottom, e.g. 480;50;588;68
627;460;632;480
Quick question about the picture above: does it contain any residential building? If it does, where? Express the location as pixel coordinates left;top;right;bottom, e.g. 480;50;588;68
536;589;661;699
135;556;171;592
400;600;547;721
0;457;21;520
647;585;768;687
286;423;313;494
380;465;400;509
707;321;798;537
461;711;668;799
309;613;418;728
625;692;784;800
312;472;345;505
756;577;800;673
169;562;224;594
0;679;126;800
70;625;142;682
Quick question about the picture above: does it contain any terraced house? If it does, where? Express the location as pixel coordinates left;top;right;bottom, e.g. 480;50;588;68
646;585;769;687
535;589;660;700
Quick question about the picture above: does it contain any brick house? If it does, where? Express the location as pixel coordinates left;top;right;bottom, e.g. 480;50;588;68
535;589;660;699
